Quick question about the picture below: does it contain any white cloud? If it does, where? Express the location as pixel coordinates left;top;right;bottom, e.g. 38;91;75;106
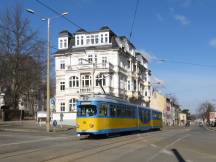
174;15;190;25
209;38;216;48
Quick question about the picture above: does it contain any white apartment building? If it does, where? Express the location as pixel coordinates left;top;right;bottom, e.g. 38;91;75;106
54;26;151;125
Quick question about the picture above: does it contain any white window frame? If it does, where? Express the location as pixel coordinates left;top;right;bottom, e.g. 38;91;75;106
69;76;79;88
91;35;94;44
94;55;97;64
95;35;99;44
60;82;65;91
64;39;67;48
102;56;107;67
105;34;108;43
101;34;104;43
86;36;90;45
76;36;80;46
60;39;63;48
81;75;92;87
127;80;130;91
81;36;84;45
88;55;93;63
60;102;65;112
69;98;77;112
60;60;65;69
96;74;106;86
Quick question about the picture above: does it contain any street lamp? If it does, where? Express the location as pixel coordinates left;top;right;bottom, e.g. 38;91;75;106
26;9;69;132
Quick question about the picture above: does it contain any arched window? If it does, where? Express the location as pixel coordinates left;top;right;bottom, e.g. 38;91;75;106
96;74;106;86
69;98;77;112
69;76;79;88
81;75;92;87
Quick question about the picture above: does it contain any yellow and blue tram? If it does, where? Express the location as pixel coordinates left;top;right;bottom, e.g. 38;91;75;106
76;96;162;135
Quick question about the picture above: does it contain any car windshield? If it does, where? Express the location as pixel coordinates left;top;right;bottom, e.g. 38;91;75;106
77;105;97;117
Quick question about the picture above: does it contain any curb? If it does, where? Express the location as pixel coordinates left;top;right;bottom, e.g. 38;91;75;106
203;125;216;132
0;128;43;133
0;127;76;133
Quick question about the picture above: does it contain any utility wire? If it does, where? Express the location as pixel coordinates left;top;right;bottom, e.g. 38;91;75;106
154;58;216;68
35;0;84;30
129;0;140;40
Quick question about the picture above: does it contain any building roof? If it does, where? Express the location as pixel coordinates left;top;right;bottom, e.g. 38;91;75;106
100;26;111;31
56;26;137;54
58;30;73;37
75;28;87;33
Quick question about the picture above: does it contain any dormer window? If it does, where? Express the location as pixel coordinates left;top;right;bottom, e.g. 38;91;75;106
86;36;90;45
58;31;71;49
101;34;104;43
105;34;108;43
60;40;63;48
64;39;67;48
58;38;68;49
81;36;84;45
91;35;94;44
95;35;99;44
77;36;79;46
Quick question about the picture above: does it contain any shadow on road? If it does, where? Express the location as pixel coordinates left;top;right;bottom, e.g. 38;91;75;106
79;129;161;140
171;148;186;162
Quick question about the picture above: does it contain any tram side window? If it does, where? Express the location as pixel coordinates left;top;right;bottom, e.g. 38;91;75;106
158;113;162;120
116;105;122;117
155;112;162;120
110;104;117;117
99;103;108;117
121;105;126;117
139;109;144;123
144;110;150;123
139;109;150;123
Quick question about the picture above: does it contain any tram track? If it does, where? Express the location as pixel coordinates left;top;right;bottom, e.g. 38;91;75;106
43;128;188;162
0;128;188;161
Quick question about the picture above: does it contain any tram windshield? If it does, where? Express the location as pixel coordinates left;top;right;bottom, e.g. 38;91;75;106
77;105;97;117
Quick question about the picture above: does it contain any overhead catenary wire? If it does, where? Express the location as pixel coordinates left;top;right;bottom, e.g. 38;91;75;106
153;58;216;68
129;0;140;40
35;0;85;30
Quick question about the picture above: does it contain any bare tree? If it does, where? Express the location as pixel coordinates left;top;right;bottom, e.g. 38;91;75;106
198;102;215;122
0;4;45;110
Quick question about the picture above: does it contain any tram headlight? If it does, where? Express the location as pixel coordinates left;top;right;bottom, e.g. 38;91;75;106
89;123;94;128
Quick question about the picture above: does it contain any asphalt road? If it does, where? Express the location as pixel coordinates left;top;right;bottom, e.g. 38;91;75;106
0;125;216;162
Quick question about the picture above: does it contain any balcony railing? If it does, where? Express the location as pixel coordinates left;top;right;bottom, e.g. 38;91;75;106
67;62;114;71
80;87;92;94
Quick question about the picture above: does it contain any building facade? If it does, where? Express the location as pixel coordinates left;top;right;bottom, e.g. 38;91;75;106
54;26;151;125
150;90;166;122
179;112;187;126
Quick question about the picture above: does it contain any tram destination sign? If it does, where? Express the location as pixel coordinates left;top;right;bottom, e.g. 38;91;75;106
80;101;91;105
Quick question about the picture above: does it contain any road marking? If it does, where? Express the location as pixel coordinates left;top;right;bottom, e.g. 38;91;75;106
186;160;194;162
150;144;158;148
0;137;67;147
146;134;190;162
161;149;173;156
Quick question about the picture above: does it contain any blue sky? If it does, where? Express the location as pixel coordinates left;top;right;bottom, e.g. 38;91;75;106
1;0;216;113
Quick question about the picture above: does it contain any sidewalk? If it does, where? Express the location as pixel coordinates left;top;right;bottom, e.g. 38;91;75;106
0;120;76;134
204;125;216;131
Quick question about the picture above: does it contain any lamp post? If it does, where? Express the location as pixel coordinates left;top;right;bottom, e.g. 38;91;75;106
26;9;69;132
